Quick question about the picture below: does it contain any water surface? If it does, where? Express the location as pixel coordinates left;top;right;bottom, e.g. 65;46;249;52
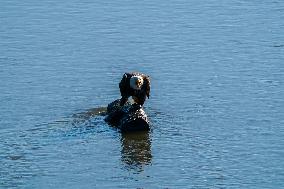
1;0;283;188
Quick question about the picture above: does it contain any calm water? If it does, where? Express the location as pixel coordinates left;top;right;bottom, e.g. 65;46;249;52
1;0;284;188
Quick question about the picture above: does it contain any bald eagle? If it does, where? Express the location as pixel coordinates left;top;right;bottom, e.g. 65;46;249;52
119;72;150;106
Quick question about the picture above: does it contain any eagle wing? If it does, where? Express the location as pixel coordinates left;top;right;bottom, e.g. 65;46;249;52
119;73;129;97
143;75;151;99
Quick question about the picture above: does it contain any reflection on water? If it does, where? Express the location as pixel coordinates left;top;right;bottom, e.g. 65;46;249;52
73;106;152;173
120;131;152;172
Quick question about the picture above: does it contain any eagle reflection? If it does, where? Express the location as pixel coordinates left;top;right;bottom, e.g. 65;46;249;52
120;131;152;171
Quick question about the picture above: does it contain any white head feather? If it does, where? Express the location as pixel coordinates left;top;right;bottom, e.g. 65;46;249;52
130;76;144;90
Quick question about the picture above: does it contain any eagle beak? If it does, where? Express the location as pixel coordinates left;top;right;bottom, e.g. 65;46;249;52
136;79;143;88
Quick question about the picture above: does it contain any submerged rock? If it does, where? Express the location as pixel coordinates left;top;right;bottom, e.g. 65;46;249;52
104;99;150;132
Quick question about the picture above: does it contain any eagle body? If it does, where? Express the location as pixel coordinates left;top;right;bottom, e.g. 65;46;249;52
119;72;150;106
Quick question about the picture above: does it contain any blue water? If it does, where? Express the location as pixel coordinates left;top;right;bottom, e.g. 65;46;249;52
1;0;284;188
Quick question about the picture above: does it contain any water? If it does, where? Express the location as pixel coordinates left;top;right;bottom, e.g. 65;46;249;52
1;0;283;188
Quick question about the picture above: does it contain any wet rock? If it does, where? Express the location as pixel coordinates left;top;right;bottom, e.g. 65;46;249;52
104;99;150;132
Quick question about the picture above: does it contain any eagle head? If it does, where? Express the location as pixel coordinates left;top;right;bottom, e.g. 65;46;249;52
130;75;144;90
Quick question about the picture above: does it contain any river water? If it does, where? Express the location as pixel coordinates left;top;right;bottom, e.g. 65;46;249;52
1;0;283;188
